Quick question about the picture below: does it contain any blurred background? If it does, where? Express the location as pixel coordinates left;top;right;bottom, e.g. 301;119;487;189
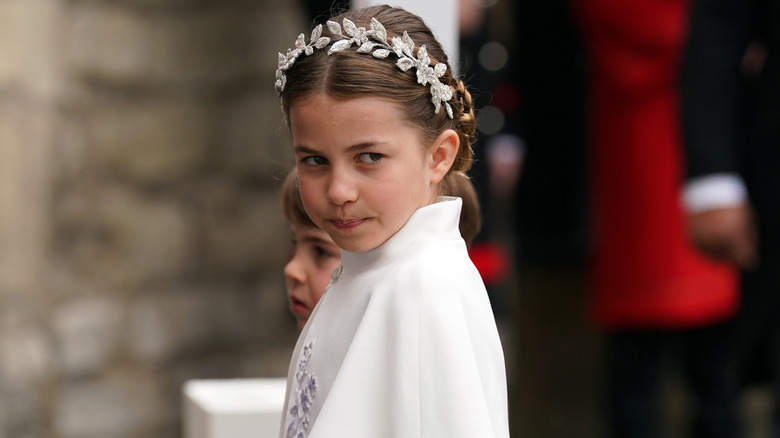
0;0;301;436
0;0;775;437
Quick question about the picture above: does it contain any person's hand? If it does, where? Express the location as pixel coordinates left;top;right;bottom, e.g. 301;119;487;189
688;205;758;269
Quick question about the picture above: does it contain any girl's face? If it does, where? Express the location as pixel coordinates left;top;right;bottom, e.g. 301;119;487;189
290;95;447;253
284;222;341;330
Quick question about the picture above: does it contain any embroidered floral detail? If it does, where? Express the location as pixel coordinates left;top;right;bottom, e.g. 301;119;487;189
286;342;318;438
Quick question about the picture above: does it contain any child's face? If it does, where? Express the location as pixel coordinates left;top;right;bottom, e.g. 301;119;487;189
290;95;439;253
284;222;341;330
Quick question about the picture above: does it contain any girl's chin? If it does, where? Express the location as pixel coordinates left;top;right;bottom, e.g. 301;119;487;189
335;241;376;253
334;235;391;253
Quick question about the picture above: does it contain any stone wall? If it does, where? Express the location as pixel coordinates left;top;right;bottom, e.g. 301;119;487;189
0;1;305;437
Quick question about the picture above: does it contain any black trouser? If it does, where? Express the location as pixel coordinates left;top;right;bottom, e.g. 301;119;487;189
605;321;740;438
737;265;780;438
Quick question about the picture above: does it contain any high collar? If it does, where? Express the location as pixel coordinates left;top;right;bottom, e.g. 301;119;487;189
338;196;463;275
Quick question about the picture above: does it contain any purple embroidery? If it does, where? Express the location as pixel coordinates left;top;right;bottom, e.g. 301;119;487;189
287;342;318;438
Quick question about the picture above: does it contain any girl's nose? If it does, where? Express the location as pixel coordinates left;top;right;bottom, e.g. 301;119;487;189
326;172;358;205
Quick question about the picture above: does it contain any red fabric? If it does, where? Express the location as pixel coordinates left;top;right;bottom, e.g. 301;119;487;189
573;0;738;329
469;241;510;287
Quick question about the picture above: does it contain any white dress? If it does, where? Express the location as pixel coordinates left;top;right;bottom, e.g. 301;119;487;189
279;197;510;438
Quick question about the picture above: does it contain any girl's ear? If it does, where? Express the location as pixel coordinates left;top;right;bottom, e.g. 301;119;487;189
429;129;459;185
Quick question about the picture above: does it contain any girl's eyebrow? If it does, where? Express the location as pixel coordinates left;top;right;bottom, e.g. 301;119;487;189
295;142;380;156
344;142;375;153
294;145;320;155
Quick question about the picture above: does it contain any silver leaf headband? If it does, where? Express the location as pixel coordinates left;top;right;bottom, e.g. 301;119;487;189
275;17;454;119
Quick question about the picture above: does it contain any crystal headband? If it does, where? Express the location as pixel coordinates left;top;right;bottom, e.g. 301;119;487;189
275;17;455;119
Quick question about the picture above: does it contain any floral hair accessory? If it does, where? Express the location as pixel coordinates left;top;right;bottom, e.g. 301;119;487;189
275;17;454;119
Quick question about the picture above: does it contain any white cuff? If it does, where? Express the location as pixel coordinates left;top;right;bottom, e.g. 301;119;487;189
682;174;748;213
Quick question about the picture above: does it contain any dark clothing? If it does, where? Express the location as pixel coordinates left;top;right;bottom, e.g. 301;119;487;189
681;0;780;435
680;0;780;261
606;325;740;438
512;0;588;265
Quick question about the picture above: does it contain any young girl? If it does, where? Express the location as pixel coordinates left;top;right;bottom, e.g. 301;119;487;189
275;5;510;438
282;167;483;331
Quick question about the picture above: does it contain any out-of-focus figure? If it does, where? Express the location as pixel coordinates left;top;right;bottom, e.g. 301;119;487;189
681;0;780;434
572;0;740;436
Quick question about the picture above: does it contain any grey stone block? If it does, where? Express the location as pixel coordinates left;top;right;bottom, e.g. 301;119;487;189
55;185;193;286
52;297;122;377
66;3;265;89
85;99;214;184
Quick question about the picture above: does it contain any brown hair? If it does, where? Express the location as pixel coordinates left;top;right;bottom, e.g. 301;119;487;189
449;173;481;246
279;5;477;193
280;168;481;246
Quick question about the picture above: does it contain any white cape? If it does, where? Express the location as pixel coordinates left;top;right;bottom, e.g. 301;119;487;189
280;197;510;438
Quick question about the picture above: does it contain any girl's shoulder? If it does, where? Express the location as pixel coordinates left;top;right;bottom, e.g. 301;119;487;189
357;238;483;303
415;240;484;293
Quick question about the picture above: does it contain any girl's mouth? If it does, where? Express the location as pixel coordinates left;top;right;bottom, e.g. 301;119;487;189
331;219;366;230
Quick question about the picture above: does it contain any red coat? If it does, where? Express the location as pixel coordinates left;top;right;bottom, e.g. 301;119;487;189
573;0;738;329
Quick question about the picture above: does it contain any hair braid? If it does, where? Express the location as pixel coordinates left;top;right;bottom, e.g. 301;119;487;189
450;79;476;173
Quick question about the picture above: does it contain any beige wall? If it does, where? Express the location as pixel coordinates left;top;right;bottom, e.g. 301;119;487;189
0;1;304;437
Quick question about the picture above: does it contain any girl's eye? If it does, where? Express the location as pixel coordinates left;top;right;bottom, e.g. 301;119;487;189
358;152;383;164
303;156;328;166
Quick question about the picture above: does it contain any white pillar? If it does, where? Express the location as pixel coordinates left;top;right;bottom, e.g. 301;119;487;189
350;0;459;75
